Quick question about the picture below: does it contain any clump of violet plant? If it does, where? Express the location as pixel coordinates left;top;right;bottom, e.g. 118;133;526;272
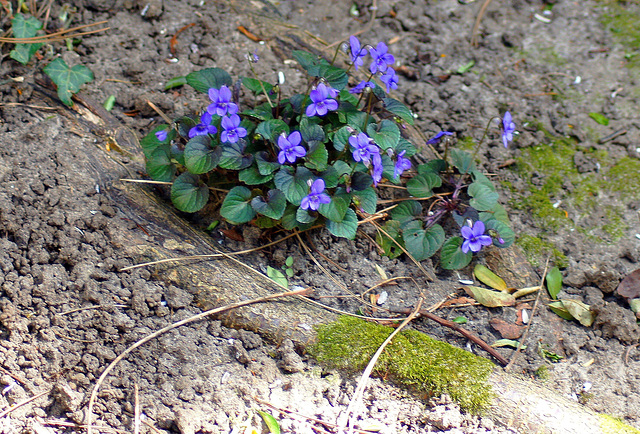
140;36;515;270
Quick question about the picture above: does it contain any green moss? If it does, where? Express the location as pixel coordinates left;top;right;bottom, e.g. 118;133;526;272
516;234;568;269
309;316;495;414
600;1;640;70
599;414;640;434
457;136;476;152
509;131;628;242
534;365;550;380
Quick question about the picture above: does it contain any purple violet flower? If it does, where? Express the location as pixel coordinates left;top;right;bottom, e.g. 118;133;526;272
426;131;453;145
349;80;375;94
277;131;306;164
220;114;247;144
502;111;516;148
207;85;238;117
300;179;331;211
393;150;411;180
155;129;168;142
372;153;384;186
369;42;395;74
380;68;399;92
349;132;379;164
305;83;339;117
461;221;493;254
188;112;218;138
349;35;367;71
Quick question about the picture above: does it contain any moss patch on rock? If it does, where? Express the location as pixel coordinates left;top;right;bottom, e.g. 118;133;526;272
309;316;495;414
516;234;568;269
599;414;640;434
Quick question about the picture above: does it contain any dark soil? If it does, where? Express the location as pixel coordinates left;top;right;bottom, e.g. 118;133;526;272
1;0;640;432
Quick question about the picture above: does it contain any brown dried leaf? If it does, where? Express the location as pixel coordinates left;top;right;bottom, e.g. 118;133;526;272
489;318;525;339
616;269;640;301
463;286;516;307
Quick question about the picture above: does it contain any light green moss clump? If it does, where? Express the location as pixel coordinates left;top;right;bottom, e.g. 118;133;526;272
599;414;640;434
309;316;495;414
516;234;568;269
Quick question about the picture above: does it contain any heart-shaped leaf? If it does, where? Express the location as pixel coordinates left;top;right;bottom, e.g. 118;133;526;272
256;119;289;141
366;119;400;151
382;97;414;125
402;221;445;261
220;186;256;224
406;172;442;197
326;208;358;239
251;189;286;220
319;192;350;222
10;14;43;64
145;147;175;182
170;173;209;213
239;166;274;185
440;237;473;270
186;68;232;93
184;136;221;174
274;166;313;205
468;182;499;211
390;200;422;224
352;187;377;214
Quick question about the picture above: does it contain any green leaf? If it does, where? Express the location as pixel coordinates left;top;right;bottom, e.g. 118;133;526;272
440;237;473;270
184;136;221;174
175;116;198;138
450;148;475;174
479;203;510;225
376;220;403;259
10;14;42;64
186;68;232;93
483;219;515;248
295;207;318;224
257;410;281;434
318;192;350;222
463;286;516;307
242;77;274;95
255;152;281;176
546;266;563;300
165;75;188;90
382;97;414;125
305;142;328;171
548;301;575;321
145;147;175;182
419;159;447;175
43;58;94;107
326;208;358;239
291;50;327;76
396;137;417;157
390;200;422;223
274;166;313;205
299;117;326;143
239;166;274;185
316;64;349;90
251;189;286;219
406;172;442;197
471;170;496;192
266;267;288;289
352;187;377;214
468;182;499;211
170;173;209;213
218;142;253;170
220;186;256;224
256;119;289;141
242;102;274;121
366;119;400;151
456;60;475;74
319;166;339;188
332;126;352;152
452;316;468;325
332;160;352;177
402;221;445;261
588;112;609;126
350;171;373;191
474;264;508;292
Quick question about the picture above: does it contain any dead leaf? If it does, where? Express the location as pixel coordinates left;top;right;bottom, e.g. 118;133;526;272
220;228;244;242
616;269;640;301
441;296;476;307
548;299;595;327
490;318;525;339
512;286;540;299
492;339;525;349
463;286;516;307
474;264;508;292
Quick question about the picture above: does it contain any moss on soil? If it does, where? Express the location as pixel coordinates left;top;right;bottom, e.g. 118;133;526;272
309;316;494;414
508;128;630;244
599;414;640;434
516;234;568;268
600;0;640;73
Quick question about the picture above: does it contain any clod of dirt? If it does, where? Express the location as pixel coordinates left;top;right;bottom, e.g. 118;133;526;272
591;302;640;344
278;338;305;373
586;265;623;294
616;269;640;301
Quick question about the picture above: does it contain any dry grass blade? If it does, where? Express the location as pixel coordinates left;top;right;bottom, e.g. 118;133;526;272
505;257;550;372
470;0;494;46
0;20;109;43
85;287;311;434
338;298;424;433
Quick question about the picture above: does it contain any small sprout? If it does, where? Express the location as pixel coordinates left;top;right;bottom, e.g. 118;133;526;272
103;95;116;111
452;316;468;324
